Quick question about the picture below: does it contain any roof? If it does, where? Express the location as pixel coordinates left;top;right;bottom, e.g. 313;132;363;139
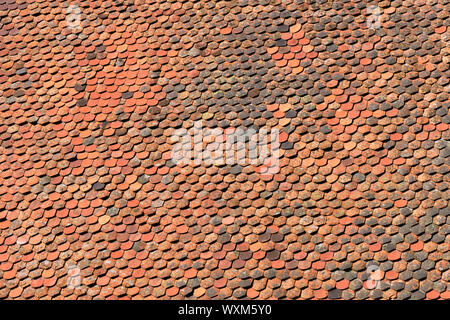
0;0;448;299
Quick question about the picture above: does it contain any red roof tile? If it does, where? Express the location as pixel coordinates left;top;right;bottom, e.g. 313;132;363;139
0;0;448;300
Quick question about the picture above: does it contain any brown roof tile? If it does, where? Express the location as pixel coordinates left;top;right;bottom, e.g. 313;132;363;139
0;0;448;300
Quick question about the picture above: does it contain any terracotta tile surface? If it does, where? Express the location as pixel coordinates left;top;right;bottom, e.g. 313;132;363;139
0;0;449;300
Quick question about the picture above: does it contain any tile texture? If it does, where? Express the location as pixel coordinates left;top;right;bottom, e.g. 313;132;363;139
0;0;449;299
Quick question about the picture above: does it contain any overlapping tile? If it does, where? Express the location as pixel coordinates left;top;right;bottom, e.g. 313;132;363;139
0;0;448;300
